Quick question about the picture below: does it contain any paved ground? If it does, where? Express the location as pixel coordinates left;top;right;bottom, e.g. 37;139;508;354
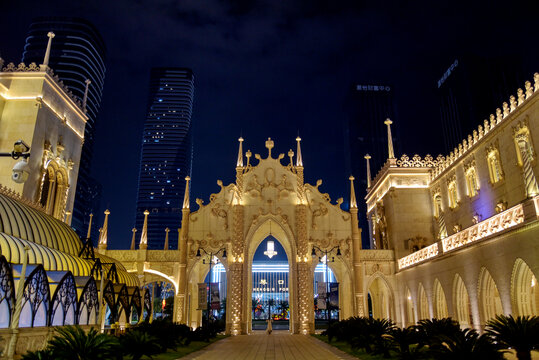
183;331;357;360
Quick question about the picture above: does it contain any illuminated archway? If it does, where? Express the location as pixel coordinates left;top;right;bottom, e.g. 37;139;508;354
417;283;429;320
453;274;473;328
478;267;503;324
511;258;538;316
405;288;414;326
433;279;448;319
367;275;393;319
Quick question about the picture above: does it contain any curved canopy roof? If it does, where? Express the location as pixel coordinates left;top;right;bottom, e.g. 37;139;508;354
0;193;81;255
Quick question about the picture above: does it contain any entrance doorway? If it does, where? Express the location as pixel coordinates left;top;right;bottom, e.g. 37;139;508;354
313;258;338;329
252;236;289;330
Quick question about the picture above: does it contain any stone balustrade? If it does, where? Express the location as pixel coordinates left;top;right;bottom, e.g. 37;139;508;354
397;243;439;270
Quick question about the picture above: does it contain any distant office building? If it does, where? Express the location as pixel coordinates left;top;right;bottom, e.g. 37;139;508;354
135;68;195;249
437;55;526;152
22;16;106;242
344;84;396;248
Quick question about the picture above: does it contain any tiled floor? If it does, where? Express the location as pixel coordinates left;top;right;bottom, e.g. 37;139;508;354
183;330;357;359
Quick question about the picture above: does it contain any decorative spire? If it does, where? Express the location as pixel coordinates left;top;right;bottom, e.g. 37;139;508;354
65;211;72;224
98;209;110;250
182;176;191;210
42;32;55;67
236;137;244;167
364;154;372;188
384;118;395;159
164;228;170;250
246;150;252;167
288;149;294;166
296;137;303;167
86;213;93;239
82;79;91;113
265;137;274;158
349;176;357;209
139;210;150;250
130;228;137;250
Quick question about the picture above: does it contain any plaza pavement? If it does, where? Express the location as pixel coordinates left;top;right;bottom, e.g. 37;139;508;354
183;330;358;360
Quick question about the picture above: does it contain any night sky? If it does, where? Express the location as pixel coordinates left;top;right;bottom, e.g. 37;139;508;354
3;0;538;249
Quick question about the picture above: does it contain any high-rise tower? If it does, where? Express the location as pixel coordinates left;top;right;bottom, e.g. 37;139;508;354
135;68;194;249
22;17;106;242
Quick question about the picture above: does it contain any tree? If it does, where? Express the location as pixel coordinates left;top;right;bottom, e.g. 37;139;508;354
486;315;539;360
21;349;55;360
119;330;160;360
389;326;425;360
47;326;119;360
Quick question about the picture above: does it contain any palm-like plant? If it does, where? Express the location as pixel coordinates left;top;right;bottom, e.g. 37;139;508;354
486;314;539;360
429;328;502;360
21;349;55;360
47;325;119;360
390;326;425;360
416;318;460;348
120;330;160;360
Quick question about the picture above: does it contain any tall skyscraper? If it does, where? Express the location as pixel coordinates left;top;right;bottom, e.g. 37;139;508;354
437;55;526;152
344;84;397;248
22;17;106;242
135;68;195;249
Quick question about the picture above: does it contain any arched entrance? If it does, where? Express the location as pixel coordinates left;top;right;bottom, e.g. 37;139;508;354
511;258;538;316
251;236;289;330
312;256;338;329
143;281;175;320
453;274;473;328
478;267;503;325
433;279;448;318
367;276;393;319
245;218;298;334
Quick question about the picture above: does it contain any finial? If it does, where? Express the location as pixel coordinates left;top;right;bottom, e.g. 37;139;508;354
42;32;55;67
349;176;357;209
288;149;294;166
140;210;149;249
265;137;274;158
65;211;72;224
98;209;110;250
245;150;252;167
236;137;244;167
364;154;372;188
164;227;170;250
86;213;93;239
295;137;303;167
384;118;395;159
130;228;137;250
182;176;191;210
82;79;91;113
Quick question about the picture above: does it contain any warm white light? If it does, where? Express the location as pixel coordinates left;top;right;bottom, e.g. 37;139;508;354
264;240;278;258
532;277;536;287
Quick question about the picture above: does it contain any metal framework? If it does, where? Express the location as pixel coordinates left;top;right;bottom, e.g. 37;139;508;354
22;265;50;327
0;255;15;327
50;272;78;326
78;277;98;325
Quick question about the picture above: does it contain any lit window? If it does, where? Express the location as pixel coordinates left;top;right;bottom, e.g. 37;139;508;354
447;180;458;208
465;164;479;197
487;148;503;183
433;193;442;218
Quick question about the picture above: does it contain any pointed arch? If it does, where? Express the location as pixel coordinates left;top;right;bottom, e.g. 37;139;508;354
50;272;78;326
511;258;538;316
453;274;473;328
405;287;414;326
78;277;98;325
367;274;393;320
478;267;503;323
417;283;429;320
0;255;15;328
433;279;448;319
20;265;50;327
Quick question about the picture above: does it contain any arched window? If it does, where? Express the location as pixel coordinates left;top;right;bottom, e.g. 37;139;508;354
78;277;98;325
478;268;503;324
433;193;443;218
453;274;473;328
486;147;503;184
447;180;458;209
464;164;479;197
38;162;70;220
50;272;78;326
514;125;539;197
417;283;429;320
511;258;538;316
405;288;414;326
20;265;50;327
433;279;448;319
0;256;15;328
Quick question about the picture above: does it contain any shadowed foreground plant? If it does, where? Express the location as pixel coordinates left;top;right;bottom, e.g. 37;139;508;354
486;314;539;360
21;349;55;360
119;330;160;360
47;325;119;360
390;326;426;360
429;327;503;360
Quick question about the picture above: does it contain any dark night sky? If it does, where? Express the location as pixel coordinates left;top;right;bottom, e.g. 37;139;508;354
2;0;538;249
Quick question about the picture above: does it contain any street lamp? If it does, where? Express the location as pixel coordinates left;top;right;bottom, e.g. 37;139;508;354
312;245;341;327
196;247;226;326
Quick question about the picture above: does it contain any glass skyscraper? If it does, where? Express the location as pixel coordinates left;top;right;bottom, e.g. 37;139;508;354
22;17;106;243
135;68;194;249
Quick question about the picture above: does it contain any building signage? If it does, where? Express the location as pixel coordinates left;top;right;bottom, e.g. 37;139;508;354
210;283;220;310
317;282;327;310
197;283;207;310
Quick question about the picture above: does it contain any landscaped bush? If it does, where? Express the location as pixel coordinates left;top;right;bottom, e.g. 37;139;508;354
319;315;539;359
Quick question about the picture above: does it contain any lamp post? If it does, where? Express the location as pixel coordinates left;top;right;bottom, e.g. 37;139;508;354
311;245;341;327
196;247;226;326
